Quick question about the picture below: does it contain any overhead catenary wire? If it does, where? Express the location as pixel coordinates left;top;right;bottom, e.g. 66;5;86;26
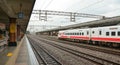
64;0;104;23
40;0;48;9
65;0;84;11
31;0;120;31
76;0;104;12
43;0;54;9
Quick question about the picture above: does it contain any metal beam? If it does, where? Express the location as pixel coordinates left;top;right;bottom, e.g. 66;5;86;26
29;25;61;27
32;10;105;22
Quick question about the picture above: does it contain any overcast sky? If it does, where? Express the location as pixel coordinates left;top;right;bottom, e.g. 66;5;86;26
27;0;120;32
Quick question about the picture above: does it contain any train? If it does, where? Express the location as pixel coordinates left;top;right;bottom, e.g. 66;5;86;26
58;25;120;47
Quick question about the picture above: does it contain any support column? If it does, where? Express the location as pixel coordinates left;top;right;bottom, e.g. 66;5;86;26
8;18;17;46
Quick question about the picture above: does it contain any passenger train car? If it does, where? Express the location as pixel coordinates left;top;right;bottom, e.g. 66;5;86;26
58;25;120;47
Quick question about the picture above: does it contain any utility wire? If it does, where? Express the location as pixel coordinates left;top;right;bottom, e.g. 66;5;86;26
76;0;104;12
44;0;54;9
40;0;48;9
65;0;84;11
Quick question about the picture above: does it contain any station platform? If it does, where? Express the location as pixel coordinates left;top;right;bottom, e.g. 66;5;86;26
0;35;39;65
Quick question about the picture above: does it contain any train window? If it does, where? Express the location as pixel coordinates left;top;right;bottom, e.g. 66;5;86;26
77;33;79;35
80;33;81;35
74;33;76;35
67;33;69;35
87;31;89;35
106;32;109;36
99;31;101;35
111;32;116;36
82;32;84;35
72;33;74;35
73;33;75;35
92;31;95;34
75;33;77;35
118;32;120;36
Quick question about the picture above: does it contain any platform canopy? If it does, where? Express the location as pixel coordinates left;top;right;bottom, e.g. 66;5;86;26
0;0;36;32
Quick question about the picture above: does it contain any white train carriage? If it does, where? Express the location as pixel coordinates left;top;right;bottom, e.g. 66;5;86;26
91;26;120;46
58;31;66;38
58;25;120;47
58;28;91;41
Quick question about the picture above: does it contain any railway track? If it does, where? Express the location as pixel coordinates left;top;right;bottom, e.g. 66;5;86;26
28;37;62;65
39;35;120;56
34;36;120;65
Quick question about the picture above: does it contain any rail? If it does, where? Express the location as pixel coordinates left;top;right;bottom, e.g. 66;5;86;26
37;37;120;65
28;37;62;65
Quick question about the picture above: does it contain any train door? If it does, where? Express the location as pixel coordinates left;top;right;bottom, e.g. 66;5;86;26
98;29;102;38
89;28;92;40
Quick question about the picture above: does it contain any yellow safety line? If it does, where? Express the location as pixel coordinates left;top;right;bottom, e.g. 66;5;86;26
7;53;13;57
5;36;25;65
